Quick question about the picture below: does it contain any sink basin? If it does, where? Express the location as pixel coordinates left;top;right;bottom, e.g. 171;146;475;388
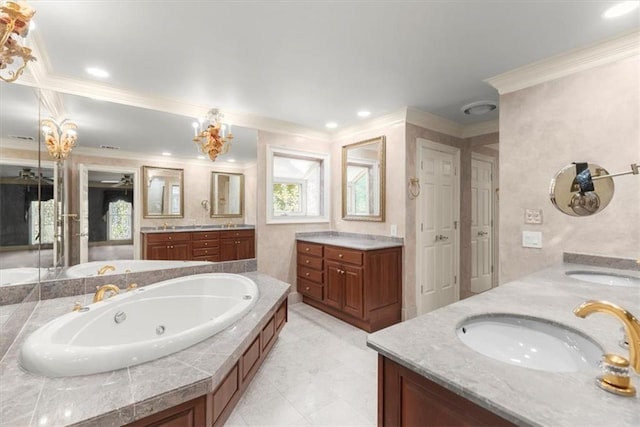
457;314;602;372
566;270;640;287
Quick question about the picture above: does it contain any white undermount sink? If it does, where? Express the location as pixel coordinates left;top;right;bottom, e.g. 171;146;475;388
457;314;602;372
566;271;640;287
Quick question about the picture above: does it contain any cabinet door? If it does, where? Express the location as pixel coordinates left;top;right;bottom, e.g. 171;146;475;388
171;241;191;260
325;261;343;309
236;236;255;260
343;265;364;319
219;238;238;261
147;243;170;260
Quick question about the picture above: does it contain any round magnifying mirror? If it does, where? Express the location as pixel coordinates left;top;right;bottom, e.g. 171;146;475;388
549;163;614;216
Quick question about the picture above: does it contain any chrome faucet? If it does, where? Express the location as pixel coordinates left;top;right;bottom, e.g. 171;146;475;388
574;300;640;397
97;264;115;275
93;284;120;303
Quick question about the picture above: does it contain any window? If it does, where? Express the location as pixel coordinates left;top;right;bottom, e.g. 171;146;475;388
107;200;132;240
29;199;55;245
267;146;330;224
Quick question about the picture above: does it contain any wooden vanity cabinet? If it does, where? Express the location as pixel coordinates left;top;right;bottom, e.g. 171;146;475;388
379;356;514;427
143;232;191;261
191;231;220;262
219;229;256;261
296;240;401;332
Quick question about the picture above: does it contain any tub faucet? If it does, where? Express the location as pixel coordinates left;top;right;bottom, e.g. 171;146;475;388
97;265;115;275
93;284;120;303
574;300;640;396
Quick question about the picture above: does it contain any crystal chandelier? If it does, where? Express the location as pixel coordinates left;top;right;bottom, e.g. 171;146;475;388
192;109;234;161
0;0;36;83
41;119;78;161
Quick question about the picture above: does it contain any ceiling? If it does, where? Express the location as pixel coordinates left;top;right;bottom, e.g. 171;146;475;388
1;1;639;162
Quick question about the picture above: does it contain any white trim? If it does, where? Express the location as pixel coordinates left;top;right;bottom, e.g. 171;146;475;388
407;108;464;138
415;138;461;316
486;30;640;95
462;119;499;138
265;146;331;225
471;152;497;290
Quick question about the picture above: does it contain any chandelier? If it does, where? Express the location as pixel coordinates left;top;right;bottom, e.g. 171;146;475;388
192;109;234;161
0;0;36;83
41;118;78;161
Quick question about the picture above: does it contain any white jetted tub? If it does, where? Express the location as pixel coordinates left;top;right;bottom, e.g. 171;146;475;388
20;273;258;377
0;267;43;286
64;260;211;278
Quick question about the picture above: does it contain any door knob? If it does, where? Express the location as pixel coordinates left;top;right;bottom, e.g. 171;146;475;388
477;231;488;236
436;234;448;241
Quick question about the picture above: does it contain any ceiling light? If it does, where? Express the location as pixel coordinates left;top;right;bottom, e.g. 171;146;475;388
100;180;119;184
226;158;236;163
357;111;371;118
162;152;171;156
0;0;37;83
461;101;498;116
41;118;78;161
86;67;109;78
603;1;639;18
325;122;338;129
197;155;206;160
192;109;234;162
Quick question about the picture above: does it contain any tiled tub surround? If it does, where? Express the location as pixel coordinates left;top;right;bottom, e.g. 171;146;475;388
0;271;289;427
295;231;404;250
367;262;640;426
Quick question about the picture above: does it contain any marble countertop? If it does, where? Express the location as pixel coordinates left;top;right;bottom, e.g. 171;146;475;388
367;263;640;426
0;272;290;427
140;224;255;234
296;231;403;251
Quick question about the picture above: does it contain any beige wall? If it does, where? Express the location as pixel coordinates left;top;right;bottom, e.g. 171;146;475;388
499;57;640;283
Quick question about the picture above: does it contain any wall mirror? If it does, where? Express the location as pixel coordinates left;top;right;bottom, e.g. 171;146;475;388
342;136;386;221
211;172;244;218
142;166;184;218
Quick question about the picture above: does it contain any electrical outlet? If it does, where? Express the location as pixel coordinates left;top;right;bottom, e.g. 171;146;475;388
525;209;543;225
390;224;397;236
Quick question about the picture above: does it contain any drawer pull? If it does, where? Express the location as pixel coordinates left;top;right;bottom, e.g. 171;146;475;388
305;287;310;291
305;260;310;264
204;242;208;246
305;272;310;276
338;253;343;258
168;236;172;240
305;247;310;252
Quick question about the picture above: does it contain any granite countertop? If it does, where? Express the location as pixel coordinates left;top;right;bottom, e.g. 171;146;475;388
367;263;640;426
0;272;290;427
296;231;403;251
140;224;255;234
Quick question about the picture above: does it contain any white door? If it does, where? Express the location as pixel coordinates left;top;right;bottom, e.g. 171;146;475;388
78;164;89;263
471;157;493;293
417;141;459;315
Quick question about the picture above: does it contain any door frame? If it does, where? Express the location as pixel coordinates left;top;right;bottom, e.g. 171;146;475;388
415;138;461;315
471;152;497;289
78;164;141;262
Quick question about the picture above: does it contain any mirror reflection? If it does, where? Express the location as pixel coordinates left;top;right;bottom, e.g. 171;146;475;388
342;136;386;221
143;166;184;218
211;172;244;217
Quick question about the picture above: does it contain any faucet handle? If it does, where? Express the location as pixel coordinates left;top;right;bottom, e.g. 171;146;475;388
72;301;82;312
127;283;138;291
597;353;636;397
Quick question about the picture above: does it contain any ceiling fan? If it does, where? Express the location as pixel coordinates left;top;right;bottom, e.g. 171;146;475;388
1;168;54;185
111;174;133;188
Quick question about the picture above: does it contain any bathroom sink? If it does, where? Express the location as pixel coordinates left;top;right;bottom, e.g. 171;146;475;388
457;314;602;372
566;271;640;287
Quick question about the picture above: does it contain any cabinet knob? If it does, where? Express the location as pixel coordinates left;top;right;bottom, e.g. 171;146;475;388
204;234;208;238
305;247;310;252
305;260;310;264
305;287;310;291
168;236;172;240
235;232;239;236
305;272;310;276
338;253;343;258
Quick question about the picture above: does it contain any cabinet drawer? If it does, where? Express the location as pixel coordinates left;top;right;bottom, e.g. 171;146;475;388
241;336;260;381
192;255;218;262
297;265;323;283
192;239;219;249
298;278;323;300
325;246;363;265
297;241;323;257
193;248;219;257
261;316;276;351
220;229;254;239
191;231;219;241
297;254;323;270
144;232;190;243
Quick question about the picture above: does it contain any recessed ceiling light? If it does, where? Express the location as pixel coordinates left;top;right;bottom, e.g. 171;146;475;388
100;180;119;184
357;111;371;118
325;122;338;129
603;1;639;18
226;158;236;163
86;67;109;78
461;101;498;116
162;152;171;156
197;155;206;160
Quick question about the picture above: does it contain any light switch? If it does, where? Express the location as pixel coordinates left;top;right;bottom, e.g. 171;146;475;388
390;224;397;237
522;231;542;248
525;209;543;224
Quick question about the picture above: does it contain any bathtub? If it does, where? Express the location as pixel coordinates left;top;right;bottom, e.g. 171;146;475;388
20;273;258;377
0;267;43;286
64;259;212;278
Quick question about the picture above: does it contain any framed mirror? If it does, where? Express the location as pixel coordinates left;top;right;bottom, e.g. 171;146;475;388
211;172;244;218
142;166;184;218
342;136;386;221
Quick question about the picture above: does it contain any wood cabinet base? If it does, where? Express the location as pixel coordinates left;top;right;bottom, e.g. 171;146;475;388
378;355;514;427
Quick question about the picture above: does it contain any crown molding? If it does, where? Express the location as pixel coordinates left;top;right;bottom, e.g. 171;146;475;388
461;119;499;138
486;30;640;95
406;107;464;138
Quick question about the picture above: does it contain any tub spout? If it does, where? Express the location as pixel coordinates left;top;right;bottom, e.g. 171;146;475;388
97;265;115;275
93;284;120;303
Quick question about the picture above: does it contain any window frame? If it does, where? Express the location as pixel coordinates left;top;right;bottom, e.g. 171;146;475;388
266;146;330;224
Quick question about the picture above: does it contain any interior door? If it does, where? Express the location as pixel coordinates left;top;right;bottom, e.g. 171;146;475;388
471;157;493;293
78;164;89;263
418;143;459;315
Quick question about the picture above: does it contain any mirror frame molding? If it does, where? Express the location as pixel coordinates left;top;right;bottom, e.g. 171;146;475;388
210;171;245;218
142;165;184;218
342;136;386;222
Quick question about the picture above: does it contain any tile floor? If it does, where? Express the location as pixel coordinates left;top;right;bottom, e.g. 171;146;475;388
226;302;378;426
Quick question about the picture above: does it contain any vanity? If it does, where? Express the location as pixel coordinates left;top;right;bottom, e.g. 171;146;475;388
296;232;403;332
367;257;640;426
